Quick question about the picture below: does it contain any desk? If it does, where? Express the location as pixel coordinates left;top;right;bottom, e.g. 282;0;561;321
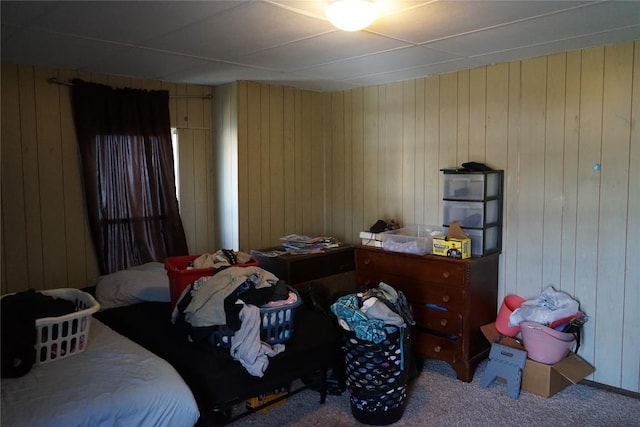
251;245;355;297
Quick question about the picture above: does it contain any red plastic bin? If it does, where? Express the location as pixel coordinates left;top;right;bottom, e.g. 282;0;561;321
165;254;259;309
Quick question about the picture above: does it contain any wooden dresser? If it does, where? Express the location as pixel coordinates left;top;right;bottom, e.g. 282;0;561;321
354;246;499;382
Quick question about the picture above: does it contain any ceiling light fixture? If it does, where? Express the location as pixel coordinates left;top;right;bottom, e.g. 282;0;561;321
326;0;377;32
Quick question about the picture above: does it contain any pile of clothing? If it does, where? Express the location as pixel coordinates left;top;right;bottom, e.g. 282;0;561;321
172;266;293;377
330;282;414;344
188;249;253;270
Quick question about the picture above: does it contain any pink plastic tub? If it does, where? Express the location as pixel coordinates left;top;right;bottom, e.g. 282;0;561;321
520;321;575;364
495;294;526;337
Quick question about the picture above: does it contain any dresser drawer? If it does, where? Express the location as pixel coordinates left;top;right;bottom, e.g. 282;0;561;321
401;283;465;312
412;305;463;337
411;329;459;362
355;249;466;287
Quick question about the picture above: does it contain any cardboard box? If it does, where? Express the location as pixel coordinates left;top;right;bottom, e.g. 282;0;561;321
245;389;288;413
432;221;471;259
432;236;471;259
480;322;594;397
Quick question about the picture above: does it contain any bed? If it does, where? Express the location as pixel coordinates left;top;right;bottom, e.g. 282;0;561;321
2;262;343;426
0;317;200;427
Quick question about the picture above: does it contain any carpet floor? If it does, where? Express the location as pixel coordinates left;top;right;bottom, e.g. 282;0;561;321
228;358;640;427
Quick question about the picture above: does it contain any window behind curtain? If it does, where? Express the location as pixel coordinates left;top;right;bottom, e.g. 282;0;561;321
70;79;188;274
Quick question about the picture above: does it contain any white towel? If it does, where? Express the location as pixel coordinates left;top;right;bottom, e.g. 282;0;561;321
230;302;285;377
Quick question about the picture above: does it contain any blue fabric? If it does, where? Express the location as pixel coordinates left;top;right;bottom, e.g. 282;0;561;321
331;294;392;343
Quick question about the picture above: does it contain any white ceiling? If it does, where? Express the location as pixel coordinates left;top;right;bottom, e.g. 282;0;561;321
2;0;639;92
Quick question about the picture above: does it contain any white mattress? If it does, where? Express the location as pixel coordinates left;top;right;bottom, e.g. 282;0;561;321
1;318;200;427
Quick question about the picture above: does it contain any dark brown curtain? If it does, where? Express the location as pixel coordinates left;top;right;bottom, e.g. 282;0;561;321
71;79;188;274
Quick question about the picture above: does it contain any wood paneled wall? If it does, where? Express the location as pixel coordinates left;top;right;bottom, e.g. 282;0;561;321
1;64;214;292
1;40;638;392
322;41;639;391
235;81;326;252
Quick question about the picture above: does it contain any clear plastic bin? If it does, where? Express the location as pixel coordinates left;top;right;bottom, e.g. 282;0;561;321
381;225;443;256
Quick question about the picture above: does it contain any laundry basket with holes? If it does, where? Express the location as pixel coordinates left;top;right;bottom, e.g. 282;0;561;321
207;286;302;349
342;327;411;425
1;288;100;367
34;289;100;365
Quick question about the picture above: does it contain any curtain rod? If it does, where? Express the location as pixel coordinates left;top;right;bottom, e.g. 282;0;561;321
47;77;212;99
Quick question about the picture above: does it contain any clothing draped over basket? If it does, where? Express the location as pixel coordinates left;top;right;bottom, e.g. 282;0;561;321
171;265;293;377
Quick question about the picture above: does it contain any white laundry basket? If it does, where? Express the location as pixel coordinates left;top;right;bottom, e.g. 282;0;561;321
32;288;100;365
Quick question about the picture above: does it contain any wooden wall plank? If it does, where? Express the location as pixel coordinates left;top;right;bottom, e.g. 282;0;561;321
34;67;67;289
283;87;296;237
58;68;96;286
574;46;605;368
469;68;486;162
351;88;365;239
542;53;567;289
309;92;324;236
424;76;440;225
18;66;46;290
439;73;458;208
413;78;426;225
385;82;403;221
328;92;344;238
376;86;387;221
402;80;416;226
456;70;470;164
269;85;285;243
259;85;272;243
622;41;640;393
245;82;263;249
515;57;546;296
594;42;633;385
485;63;510;301
293;90;304;235
300;91;313;234
237;82;250;252
504;61;521;297
343;90;354;241
1;64;29;293
560;50;582;299
363;86;379;227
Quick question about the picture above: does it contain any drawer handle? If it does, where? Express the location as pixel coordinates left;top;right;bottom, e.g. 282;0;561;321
440;319;448;327
442;295;450;303
433;346;441;353
364;259;371;265
442;271;450;279
364;279;371;286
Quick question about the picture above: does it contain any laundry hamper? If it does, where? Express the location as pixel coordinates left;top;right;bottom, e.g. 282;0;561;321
165;254;259;309
208;287;302;349
0;288;101;366
342;327;411;425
